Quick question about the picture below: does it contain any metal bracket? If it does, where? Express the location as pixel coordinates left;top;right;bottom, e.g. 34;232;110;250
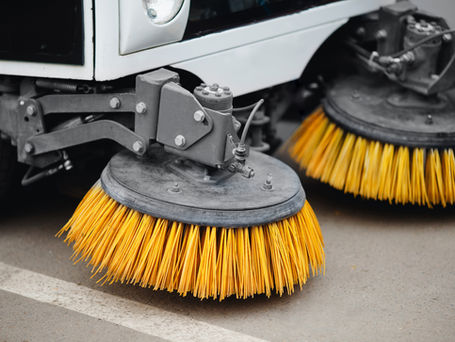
157;82;213;150
26;120;147;156
135;68;180;141
38;93;136;115
17;98;52;164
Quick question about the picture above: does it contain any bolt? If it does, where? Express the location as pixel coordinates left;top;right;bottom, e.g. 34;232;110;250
262;173;273;190
426;115;433;125
309;82;319;90
195;86;203;91
26;105;37;117
193;110;206;122
132;140;145;154
109;97;121;109
376;29;387;40
224;90;232;96
135;102;147;114
215;93;222;97
174;135;186;147
168;182;181;193
64;160;73;171
202;90;209;95
200;83;207;87
222;86;230;91
356;27;366;37
209;83;219;91
443;33;452;42
24;143;34;154
83;115;95;123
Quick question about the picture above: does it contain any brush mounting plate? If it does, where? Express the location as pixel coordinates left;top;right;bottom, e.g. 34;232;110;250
100;149;305;228
324;73;455;148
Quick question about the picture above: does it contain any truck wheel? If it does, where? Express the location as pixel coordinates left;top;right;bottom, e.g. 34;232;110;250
0;139;16;200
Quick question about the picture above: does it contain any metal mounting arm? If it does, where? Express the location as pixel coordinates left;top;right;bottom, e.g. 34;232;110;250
1;68;254;177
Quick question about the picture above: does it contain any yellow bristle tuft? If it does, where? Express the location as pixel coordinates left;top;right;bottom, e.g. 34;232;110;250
287;108;455;207
57;184;325;301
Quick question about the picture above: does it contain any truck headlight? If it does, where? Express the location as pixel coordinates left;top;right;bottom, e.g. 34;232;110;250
143;0;184;25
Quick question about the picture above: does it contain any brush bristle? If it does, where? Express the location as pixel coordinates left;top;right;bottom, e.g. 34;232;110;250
287;107;455;207
57;184;325;300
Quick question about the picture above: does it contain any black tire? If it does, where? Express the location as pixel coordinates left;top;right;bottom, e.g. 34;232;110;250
0;139;16;200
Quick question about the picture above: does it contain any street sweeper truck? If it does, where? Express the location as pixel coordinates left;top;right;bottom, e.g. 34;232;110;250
0;0;453;300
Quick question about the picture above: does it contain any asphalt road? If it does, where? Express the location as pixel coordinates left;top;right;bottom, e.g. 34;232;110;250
0;161;454;342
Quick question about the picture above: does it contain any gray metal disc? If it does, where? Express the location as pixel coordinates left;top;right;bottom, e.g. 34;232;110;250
324;73;455;148
100;149;305;228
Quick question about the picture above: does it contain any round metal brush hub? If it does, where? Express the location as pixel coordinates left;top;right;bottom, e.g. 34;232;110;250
323;73;455;148
100;149;305;228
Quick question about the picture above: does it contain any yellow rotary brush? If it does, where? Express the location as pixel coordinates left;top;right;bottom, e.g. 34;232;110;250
287;74;455;208
58;148;324;301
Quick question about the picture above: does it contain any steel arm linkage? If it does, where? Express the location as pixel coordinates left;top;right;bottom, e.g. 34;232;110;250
0;69;243;176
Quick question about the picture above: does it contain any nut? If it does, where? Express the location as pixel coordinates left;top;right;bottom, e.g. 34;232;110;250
24;143;34;154
262;173;273;190
109;97;121;109
443;33;452;42
193;110;206;123
174;135;186;147
26;105;37;117
168;183;181;193
376;29;387;40
132;141;145;154
135;102;147;114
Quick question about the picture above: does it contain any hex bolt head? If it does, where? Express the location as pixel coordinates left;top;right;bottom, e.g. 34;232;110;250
132;140;145;154
356;27;366;37
135;102;147;114
193;110;206;123
110;97;121;109
262;173;273;190
174;135;186;147
26;105;37;117
443;33;452;42
64;160;74;171
376;29;387;40
168;182;181;193
24;143;34;154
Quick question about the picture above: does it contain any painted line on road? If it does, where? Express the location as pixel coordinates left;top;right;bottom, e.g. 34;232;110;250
0;262;268;342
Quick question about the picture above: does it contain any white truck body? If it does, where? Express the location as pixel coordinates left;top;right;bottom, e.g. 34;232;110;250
0;0;394;96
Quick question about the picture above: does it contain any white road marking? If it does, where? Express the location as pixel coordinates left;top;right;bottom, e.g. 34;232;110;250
0;262;268;342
